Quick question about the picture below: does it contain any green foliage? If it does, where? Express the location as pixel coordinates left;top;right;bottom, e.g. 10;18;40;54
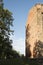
0;7;14;36
0;3;20;60
0;56;43;65
0;3;14;59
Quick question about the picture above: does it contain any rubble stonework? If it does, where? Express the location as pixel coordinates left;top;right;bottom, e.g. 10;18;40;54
26;4;43;58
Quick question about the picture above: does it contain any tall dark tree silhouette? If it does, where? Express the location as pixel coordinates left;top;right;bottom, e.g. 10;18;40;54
0;0;14;59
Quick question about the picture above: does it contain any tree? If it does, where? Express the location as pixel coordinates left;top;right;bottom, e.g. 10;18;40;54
0;1;14;59
33;40;43;58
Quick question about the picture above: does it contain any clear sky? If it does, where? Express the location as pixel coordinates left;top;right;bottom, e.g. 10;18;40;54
4;0;43;55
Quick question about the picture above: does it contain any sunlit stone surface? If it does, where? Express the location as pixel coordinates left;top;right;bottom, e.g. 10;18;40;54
26;4;43;58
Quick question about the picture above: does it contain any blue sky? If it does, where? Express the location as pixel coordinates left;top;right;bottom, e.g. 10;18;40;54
4;0;43;55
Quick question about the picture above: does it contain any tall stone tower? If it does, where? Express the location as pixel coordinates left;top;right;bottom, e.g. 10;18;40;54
26;4;43;58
